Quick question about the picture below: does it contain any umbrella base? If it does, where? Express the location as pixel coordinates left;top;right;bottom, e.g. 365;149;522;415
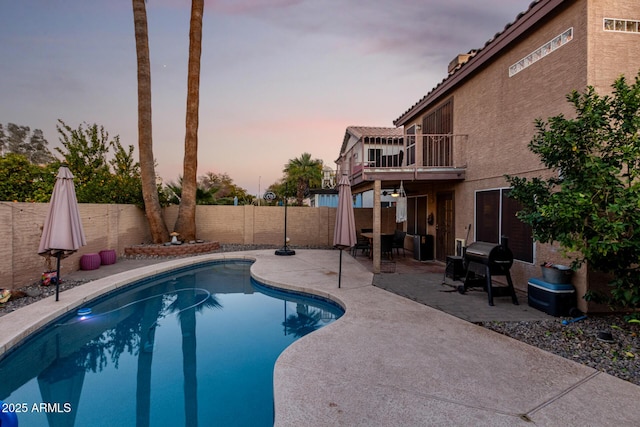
275;247;296;256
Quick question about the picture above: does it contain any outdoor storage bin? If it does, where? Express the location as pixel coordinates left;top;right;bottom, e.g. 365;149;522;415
528;277;576;316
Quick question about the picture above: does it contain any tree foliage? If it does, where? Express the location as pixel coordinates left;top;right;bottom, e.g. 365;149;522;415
506;73;640;310
55;120;144;205
282;152;323;205
165;171;252;205
0;153;58;202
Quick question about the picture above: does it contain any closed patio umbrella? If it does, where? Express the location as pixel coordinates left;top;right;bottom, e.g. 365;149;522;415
333;174;357;288
38;164;87;301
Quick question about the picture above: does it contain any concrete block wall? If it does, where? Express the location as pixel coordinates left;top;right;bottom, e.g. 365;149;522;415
1;203;150;289
2;203;388;289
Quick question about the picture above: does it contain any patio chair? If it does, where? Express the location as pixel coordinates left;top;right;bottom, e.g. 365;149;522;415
351;235;371;257
392;230;406;257
381;234;394;260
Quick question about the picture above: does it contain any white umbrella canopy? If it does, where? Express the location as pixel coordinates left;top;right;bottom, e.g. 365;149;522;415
333;174;357;288
38;165;87;300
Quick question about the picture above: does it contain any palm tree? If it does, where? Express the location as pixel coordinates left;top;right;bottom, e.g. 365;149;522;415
132;0;169;243
174;0;204;241
283;153;323;205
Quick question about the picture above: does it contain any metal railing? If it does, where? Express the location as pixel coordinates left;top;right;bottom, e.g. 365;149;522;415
339;134;467;178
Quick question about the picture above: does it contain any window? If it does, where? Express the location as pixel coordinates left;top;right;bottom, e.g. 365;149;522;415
422;98;453;167
509;28;573;77
422;98;453;135
475;188;533;263
407;196;428;235
406;125;417;166
604;18;640;33
368;148;381;166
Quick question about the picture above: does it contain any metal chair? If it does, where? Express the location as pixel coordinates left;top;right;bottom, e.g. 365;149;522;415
381;234;394;260
351;235;371;257
392;230;406;257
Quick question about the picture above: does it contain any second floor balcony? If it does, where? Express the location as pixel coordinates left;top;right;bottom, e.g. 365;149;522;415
338;134;468;187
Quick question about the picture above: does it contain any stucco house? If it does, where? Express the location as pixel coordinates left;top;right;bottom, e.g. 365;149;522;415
335;0;640;312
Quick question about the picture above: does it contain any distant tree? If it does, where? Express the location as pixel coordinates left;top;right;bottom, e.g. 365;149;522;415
506;73;640;311
0;124;6;154
1;122;54;164
165;176;216;205
133;0;169;243
283;152;323;205
165;171;252;205
267;179;296;206
5;123;30;154
198;172;252;204
174;0;204;241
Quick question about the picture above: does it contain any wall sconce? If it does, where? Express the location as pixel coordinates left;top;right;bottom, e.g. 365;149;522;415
391;189;400;198
415;124;421;131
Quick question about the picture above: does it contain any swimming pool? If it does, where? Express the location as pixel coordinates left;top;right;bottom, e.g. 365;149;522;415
0;260;344;426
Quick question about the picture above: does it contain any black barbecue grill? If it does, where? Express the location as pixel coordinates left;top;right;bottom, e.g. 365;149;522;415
459;237;519;306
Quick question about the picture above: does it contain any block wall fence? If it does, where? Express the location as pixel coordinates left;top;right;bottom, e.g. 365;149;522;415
1;202;397;289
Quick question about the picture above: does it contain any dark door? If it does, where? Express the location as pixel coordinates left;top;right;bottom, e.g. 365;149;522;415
436;192;454;262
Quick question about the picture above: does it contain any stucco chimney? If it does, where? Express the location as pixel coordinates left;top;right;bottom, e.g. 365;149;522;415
448;54;472;74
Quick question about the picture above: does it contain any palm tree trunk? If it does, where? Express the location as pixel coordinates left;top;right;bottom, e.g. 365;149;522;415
174;0;204;241
133;0;169;243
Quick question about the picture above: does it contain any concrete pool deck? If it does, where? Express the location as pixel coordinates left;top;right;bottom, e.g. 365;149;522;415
2;249;639;426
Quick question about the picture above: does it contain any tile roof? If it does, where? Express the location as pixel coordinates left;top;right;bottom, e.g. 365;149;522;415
346;126;404;139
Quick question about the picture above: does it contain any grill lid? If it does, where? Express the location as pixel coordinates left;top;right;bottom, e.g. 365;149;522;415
465;241;514;270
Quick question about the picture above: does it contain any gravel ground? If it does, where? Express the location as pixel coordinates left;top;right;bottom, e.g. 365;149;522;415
479;315;639;386
2;244;638;387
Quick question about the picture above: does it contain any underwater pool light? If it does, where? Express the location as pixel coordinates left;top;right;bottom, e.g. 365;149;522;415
76;307;92;318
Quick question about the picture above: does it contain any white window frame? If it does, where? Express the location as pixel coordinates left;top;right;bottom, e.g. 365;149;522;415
603;18;640;33
509;28;573;77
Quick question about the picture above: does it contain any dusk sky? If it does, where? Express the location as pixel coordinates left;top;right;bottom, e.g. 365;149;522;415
1;0;530;196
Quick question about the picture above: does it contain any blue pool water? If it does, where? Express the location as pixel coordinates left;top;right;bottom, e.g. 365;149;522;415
0;260;344;426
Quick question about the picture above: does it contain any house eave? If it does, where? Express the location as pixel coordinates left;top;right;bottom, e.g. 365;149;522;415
393;0;567;127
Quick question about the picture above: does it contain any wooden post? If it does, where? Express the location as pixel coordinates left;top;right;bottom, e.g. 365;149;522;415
373;180;381;273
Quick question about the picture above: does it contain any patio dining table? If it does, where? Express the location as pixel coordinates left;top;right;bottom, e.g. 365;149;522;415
361;232;394;259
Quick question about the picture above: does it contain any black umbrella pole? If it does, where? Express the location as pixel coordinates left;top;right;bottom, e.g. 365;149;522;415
55;253;61;301
338;250;342;288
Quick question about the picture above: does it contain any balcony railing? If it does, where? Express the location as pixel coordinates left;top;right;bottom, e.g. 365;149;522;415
339;134;467;184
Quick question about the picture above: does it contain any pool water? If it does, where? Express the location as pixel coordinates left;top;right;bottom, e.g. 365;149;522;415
0;260;343;426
